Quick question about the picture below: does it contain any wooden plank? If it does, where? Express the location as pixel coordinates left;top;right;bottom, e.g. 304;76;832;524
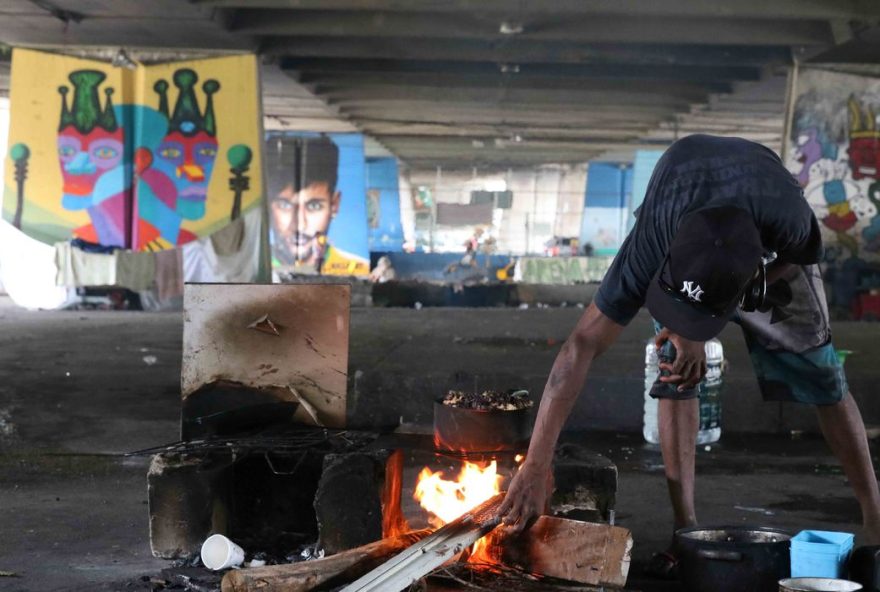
220;529;431;592
498;516;632;588
340;494;504;592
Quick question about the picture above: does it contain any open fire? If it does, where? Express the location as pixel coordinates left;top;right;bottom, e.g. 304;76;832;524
413;460;505;562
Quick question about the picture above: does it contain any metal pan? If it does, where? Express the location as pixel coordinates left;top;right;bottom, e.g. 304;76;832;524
433;399;531;453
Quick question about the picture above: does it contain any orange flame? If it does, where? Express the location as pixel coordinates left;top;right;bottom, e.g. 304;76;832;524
413;460;502;561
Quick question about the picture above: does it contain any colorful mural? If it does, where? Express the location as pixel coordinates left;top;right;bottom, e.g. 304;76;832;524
3;49;262;251
366;157;404;252
265;132;370;276
785;68;880;318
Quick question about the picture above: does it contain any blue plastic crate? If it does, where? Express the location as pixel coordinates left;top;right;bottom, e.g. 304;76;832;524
790;530;855;578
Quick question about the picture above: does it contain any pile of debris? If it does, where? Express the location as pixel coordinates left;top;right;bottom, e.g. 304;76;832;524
441;390;534;411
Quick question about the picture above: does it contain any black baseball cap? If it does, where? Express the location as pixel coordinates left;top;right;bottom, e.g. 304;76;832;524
645;206;763;341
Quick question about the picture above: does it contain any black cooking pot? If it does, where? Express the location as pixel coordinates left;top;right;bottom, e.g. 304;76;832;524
676;525;793;592
433;400;531;452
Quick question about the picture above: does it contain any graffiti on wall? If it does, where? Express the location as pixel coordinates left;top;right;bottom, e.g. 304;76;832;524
785;68;880;317
517;256;613;285
3;49;262;251
265;133;370;276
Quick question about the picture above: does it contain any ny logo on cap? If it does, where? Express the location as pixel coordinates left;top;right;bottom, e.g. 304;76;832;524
681;281;704;303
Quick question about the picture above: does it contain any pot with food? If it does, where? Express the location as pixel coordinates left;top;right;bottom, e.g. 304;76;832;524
433;389;533;452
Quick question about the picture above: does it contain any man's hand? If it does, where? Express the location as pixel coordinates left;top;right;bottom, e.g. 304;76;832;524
497;461;552;533
655;328;706;392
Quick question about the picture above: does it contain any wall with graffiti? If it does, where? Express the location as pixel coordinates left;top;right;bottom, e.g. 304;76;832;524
516;256;613;285
2;49;262;252
785;67;880;318
265;132;370;276
366;157;404;253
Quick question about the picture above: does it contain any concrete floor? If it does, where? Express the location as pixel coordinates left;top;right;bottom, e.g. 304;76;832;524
0;295;877;591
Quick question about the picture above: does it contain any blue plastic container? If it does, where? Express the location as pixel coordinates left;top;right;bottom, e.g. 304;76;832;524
790;530;855;578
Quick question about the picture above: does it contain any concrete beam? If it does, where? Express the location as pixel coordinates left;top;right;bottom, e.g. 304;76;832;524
804;27;880;63
237;10;834;46
331;101;693;119
341;107;676;126
302;74;732;95
0;14;255;49
262;38;793;66
360;121;654;139
9;0;214;18
381;135;655;152
198;0;880;21
317;85;711;106
263;115;358;132
282;58;764;82
359;118;658;132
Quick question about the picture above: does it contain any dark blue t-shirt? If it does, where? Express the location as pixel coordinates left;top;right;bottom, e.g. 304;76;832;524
594;135;822;326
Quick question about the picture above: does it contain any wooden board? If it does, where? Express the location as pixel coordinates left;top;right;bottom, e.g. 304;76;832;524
181;283;350;428
499;516;632;588
221;530;430;592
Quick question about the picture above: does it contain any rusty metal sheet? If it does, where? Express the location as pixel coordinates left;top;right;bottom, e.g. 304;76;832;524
182;283;350;428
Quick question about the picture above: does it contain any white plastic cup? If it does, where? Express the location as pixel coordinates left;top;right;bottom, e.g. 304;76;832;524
201;534;245;571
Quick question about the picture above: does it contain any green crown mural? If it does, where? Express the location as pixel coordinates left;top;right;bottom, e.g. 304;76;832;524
153;68;220;137
58;70;118;134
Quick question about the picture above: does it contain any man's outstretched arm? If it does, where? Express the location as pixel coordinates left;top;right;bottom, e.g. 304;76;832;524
497;302;624;531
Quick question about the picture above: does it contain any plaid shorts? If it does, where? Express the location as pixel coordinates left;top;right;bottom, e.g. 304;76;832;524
651;264;848;406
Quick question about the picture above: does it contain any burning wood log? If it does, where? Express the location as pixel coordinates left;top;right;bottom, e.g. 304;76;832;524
220;529;430;592
496;516;632;588
339;493;505;592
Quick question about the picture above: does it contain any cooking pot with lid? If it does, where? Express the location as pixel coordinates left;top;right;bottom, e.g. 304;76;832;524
676;525;793;592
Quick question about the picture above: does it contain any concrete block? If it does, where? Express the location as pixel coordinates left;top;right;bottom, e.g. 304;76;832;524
551;443;617;521
314;451;398;554
148;452;233;559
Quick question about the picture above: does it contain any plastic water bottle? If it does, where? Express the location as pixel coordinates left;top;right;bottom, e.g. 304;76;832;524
643;342;661;444
698;339;723;444
643;338;723;445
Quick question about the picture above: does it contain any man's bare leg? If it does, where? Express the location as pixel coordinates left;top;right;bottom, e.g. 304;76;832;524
815;394;880;543
659;398;700;530
644;397;700;576
659;397;700;531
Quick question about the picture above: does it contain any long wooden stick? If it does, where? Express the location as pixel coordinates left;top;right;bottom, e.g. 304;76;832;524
339;494;505;592
221;529;430;592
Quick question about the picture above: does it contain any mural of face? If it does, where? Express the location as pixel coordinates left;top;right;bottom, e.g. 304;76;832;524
271;182;340;267
57;70;128;247
848;96;880;181
152;129;218;220
58;126;124;210
848;137;880;180
151;69;221;225
792;128;823;187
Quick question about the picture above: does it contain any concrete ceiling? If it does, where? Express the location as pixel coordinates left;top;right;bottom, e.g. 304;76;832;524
0;0;878;169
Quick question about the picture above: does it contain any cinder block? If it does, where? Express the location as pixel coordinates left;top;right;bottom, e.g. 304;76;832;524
314;450;400;554
148;452;233;559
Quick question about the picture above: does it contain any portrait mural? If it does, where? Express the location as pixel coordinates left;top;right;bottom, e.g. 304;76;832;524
785;67;880;316
3;48;262;252
265;132;370;276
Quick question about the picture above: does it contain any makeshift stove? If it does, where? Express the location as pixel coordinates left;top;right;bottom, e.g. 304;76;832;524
138;283;630;592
